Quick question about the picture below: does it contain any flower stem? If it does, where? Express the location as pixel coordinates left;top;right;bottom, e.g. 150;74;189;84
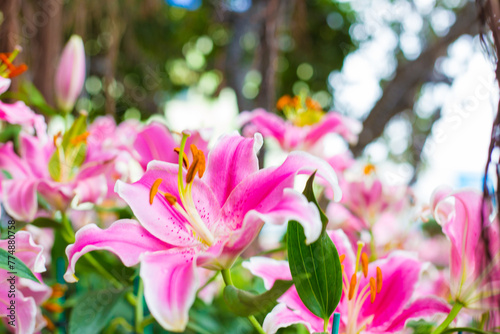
220;269;266;334
323;317;328;332
135;278;144;334
431;302;464;334
84;253;123;289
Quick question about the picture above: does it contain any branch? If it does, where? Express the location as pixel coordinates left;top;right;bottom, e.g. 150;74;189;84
351;1;479;156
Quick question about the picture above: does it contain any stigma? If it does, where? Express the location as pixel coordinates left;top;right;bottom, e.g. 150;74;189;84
148;132;215;246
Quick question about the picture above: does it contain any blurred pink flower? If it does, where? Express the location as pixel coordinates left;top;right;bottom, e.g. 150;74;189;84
64;132;341;331
432;188;500;310
239;108;361;152
0;77;47;140
0;129;109;221
55;35;85;113
245;230;450;334
0;231;51;334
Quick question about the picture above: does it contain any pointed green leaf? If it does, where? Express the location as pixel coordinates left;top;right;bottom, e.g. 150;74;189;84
223;279;294;317
286;173;343;320
0;248;40;283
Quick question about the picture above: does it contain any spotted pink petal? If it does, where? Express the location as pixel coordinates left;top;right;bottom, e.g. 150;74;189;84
140;249;199;332
115;161;220;247
64;220;167;282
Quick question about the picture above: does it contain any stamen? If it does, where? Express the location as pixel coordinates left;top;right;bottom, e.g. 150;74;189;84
361;252;369;278
190;144;205;178
369;277;376;303
164;193;177;205
348;274;357;300
354;241;364;273
149;178;163;205
339;254;346;264
173;147;189;168
70;131;90;145
376;267;383;293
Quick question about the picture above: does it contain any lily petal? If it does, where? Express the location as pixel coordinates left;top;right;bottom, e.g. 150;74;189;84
262;303;318;334
381;297;451;332
134;122;178;169
140;249;198;332
2;178;38;222
305;112;361;145
64;219;167;282
243;257;292;289
0;286;37;334
204;132;262;205
358;253;422;330
0;231;46;273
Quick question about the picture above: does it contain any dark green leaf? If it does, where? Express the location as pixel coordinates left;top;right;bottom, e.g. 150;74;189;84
302;171;328;230
30;217;62;229
69;288;127;334
286;173;343;320
0;248;40;283
3;81;57;116
223;279;293;317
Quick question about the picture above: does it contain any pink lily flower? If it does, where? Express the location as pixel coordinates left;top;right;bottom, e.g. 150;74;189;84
431;188;500;311
0;77;47;141
0;231;51;334
54;35;85;113
244;230;450;334
0;127;109;222
239;106;361;152
64;132;341;331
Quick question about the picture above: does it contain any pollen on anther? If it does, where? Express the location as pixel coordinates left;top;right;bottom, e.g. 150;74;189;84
149;178;163;205
369;277;376;303
361;252;369;278
376;266;383;293
164;193;177;206
174;147;189;168
348;273;357;300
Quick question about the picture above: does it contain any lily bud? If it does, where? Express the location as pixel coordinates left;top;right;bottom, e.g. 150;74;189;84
55;35;85;113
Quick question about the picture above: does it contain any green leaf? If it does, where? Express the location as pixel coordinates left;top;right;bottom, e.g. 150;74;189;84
286;172;343;320
3;81;57;116
302;171;328;230
223;279;294;317
69;288;127;334
0;248;40;283
48;113;88;181
1;170;13;180
30;217;62;229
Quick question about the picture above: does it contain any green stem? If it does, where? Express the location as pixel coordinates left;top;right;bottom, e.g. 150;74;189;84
323;317;328;332
135;278;144;334
84;253;123;289
220;269;266;334
61;212;75;243
431;302;464;334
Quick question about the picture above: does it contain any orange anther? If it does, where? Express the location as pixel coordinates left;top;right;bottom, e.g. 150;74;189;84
7;63;27;78
339;254;345;264
348;273;357;300
70;131;90;145
376;267;383;293
361;252;369;278
149;178;163;205
164;193;177;206
363;164;376;175
369;277;376;303
43;315;55;331
305;97;322;111
43;302;64;313
276;95;292;110
186;145;206;183
174;147;189;168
